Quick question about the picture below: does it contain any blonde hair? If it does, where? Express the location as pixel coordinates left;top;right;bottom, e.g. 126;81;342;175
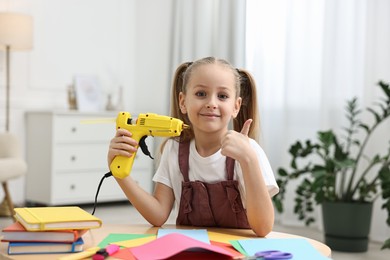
162;57;260;151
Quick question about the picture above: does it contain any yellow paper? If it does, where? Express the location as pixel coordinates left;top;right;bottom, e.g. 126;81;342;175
112;235;156;247
207;231;249;244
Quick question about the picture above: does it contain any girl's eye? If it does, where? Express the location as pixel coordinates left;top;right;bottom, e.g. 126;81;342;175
195;91;206;97
218;94;229;100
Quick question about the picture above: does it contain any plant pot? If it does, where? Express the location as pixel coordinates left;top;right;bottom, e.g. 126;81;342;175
322;201;373;252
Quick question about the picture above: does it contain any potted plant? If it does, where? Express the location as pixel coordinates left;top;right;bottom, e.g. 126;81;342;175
273;81;390;252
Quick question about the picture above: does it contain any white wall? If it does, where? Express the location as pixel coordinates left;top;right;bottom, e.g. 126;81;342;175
133;0;173;114
0;0;173;204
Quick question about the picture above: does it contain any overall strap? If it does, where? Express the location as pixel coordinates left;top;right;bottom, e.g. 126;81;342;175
225;157;235;181
178;141;190;182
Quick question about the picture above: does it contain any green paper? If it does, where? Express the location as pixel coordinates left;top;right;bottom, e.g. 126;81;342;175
230;240;249;256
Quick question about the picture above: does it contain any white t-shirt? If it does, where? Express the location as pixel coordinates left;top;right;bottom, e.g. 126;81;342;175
152;138;279;212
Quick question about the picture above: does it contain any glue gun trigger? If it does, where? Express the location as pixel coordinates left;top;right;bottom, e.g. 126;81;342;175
139;136;154;160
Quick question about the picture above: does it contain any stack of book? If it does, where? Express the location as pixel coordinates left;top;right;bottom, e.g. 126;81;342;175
1;206;102;255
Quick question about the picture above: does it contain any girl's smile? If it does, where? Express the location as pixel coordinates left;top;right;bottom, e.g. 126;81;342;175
199;112;221;118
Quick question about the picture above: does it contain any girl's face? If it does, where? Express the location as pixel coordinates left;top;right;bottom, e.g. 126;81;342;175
179;63;241;137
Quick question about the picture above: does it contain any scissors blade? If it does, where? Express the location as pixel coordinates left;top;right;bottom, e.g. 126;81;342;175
255;250;293;259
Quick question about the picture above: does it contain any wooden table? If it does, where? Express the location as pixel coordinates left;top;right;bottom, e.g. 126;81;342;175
0;224;332;259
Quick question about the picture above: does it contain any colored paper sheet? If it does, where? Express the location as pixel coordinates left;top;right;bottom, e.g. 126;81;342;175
207;231;249;244
111;248;136;260
230;240;248;256
237;238;330;260
97;233;153;248
130;233;235;259
157;228;210;244
164;251;235;260
210;241;244;259
115;247;235;260
111;239;242;260
112;235;156;247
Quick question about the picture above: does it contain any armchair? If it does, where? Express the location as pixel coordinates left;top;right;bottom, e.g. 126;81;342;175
0;132;27;220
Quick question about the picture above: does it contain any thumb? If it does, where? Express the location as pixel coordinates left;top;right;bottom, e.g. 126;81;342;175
240;119;252;136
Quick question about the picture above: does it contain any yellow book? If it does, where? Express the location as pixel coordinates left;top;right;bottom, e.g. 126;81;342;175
14;206;102;231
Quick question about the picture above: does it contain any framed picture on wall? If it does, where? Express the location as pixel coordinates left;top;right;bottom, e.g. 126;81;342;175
73;75;103;112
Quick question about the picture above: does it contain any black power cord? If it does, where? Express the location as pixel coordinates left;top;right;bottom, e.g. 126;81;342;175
91;171;113;215
139;136;154;159
91;136;153;215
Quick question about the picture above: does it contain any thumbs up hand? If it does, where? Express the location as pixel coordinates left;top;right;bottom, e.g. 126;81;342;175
240;119;252;136
221;119;254;162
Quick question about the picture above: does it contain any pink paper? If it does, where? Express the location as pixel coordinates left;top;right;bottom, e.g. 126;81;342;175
130;233;234;259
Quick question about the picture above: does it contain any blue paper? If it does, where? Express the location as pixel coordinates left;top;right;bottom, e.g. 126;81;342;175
237;238;330;260
157;228;210;244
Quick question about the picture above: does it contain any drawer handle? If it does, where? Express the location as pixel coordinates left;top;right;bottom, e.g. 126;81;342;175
70;184;76;190
70;155;77;161
71;127;77;133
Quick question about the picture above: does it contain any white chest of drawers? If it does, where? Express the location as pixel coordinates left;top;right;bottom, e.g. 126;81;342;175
25;111;154;205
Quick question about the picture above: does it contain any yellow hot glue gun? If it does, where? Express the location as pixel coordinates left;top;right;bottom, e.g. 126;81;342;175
110;112;189;179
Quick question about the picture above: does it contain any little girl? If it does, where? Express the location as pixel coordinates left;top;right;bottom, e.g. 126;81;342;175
107;57;279;236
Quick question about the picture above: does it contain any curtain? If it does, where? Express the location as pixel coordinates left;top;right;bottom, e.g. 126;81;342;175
246;0;390;242
168;0;246;75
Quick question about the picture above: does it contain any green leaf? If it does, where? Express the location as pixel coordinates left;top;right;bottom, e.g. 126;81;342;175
312;168;326;179
318;131;335;148
278;168;288;177
273;199;283;213
379;165;390;199
359;123;370;134
379;80;390;99
335;158;355;168
367;107;382;123
381;238;390;250
372;155;382;164
289;141;303;157
291;159;297;170
305;217;315;226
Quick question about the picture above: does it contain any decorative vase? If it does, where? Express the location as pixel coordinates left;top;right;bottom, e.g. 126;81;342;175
322;201;373;252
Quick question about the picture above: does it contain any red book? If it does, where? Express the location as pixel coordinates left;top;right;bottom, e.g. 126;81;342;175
1;222;88;243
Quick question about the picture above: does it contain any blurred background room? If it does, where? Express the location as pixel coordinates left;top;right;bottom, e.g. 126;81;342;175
0;0;389;259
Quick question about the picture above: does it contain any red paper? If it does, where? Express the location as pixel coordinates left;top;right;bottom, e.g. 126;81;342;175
130;233;235;259
211;240;244;258
111;247;136;260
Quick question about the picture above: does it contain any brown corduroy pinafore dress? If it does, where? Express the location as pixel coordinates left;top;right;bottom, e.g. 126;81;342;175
176;141;250;228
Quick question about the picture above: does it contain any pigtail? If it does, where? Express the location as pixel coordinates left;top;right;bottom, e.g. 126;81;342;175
170;62;190;121
160;62;194;154
234;69;260;142
171;62;194;143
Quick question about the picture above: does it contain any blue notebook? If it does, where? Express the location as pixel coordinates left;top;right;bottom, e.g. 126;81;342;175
8;237;84;255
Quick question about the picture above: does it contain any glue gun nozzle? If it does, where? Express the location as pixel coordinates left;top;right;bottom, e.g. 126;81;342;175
183;124;190;129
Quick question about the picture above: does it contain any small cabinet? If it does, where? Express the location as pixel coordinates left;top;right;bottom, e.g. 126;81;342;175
25;111;154;205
